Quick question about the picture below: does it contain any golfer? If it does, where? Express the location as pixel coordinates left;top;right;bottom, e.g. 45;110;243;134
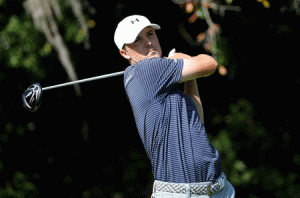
114;15;235;198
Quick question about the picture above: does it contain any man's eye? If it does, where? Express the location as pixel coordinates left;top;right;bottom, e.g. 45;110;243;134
148;32;154;36
135;37;141;43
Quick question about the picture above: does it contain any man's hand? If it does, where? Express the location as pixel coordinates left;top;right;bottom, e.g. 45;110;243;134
168;48;176;57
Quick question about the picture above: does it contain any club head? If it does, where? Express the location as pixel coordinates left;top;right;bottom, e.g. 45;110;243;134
22;83;42;112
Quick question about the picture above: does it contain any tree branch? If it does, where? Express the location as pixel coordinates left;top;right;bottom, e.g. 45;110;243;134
24;0;84;96
209;1;242;17
178;23;202;47
173;0;241;76
68;0;90;50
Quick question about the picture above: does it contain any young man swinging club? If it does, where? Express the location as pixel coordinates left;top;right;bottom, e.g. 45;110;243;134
114;15;235;198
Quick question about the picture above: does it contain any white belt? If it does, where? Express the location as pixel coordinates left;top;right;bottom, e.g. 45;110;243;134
153;173;226;196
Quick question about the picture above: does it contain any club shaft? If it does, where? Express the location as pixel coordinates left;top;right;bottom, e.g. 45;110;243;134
42;71;125;91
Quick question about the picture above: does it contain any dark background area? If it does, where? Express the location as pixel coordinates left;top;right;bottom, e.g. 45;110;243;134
1;0;300;197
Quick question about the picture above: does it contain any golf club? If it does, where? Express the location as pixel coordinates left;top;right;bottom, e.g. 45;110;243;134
22;48;176;112
22;71;124;112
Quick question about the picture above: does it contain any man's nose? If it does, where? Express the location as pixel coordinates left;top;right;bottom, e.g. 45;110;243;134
144;38;152;47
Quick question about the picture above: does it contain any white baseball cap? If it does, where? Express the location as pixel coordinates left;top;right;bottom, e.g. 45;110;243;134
114;15;161;50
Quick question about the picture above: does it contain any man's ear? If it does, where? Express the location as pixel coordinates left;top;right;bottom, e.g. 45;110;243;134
120;47;131;61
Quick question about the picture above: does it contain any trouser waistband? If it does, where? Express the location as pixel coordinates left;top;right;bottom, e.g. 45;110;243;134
153;173;226;196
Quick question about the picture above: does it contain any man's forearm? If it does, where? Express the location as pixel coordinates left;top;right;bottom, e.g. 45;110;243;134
184;79;204;125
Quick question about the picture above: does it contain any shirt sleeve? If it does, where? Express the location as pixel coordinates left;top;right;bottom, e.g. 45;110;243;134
135;58;184;101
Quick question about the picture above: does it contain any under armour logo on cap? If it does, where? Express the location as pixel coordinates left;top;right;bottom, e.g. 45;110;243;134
130;18;140;24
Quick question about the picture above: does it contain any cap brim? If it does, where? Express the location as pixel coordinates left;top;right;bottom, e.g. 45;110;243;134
150;24;161;30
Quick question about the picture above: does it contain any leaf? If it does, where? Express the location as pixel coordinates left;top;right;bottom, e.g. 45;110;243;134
6;15;20;33
212;130;233;152
226;0;233;4
75;28;86;43
196;32;206;42
218;65;227;76
10;56;18;66
263;0;270;8
44;43;52;52
0;31;10;50
48;157;53;164
14;171;25;180
204;42;211;52
65;23;78;41
0;0;5;7
63;175;73;184
23;53;37;69
6;187;15;196
230;170;241;185
9;47;22;67
87;19;96;28
234;160;246;172
23;182;36;191
196;8;205;19
185;2;194;13
242;170;254;183
217;54;226;66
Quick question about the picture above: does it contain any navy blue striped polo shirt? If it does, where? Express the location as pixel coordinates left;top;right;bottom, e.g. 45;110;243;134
124;57;221;183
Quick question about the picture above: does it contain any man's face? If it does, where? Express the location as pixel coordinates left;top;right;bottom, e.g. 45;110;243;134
120;26;162;64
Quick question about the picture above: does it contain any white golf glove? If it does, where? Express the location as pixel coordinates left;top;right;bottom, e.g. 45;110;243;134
168;48;176;57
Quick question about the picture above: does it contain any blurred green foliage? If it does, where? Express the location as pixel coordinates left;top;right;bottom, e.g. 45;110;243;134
0;171;38;198
0;0;93;78
211;99;258;186
0;14;40;72
210;98;300;197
